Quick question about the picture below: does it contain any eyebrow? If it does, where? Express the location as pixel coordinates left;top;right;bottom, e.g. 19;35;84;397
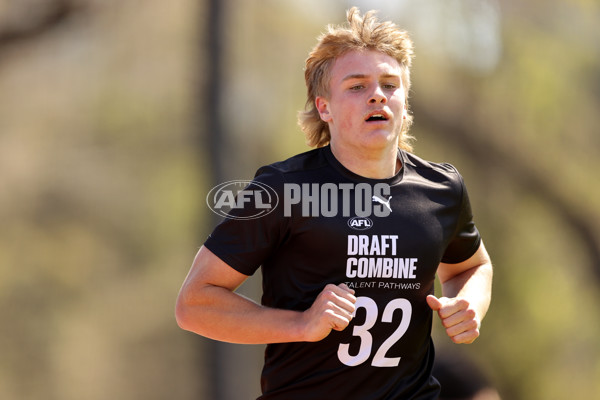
341;73;401;82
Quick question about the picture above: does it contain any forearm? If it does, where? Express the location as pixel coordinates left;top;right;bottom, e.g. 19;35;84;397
440;261;493;322
176;246;356;344
176;284;305;344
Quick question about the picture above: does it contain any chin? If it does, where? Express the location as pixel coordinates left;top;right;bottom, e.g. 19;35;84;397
361;131;398;148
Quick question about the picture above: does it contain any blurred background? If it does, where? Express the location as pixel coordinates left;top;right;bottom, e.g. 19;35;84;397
1;0;599;399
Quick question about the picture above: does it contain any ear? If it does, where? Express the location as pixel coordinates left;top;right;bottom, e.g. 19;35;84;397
315;96;332;122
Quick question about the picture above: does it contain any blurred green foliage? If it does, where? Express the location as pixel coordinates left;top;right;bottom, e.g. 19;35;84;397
0;0;598;399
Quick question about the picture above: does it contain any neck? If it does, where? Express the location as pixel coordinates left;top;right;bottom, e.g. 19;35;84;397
330;142;400;179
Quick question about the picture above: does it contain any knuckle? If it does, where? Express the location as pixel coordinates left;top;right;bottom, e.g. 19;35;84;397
457;299;469;308
450;335;462;344
322;290;336;301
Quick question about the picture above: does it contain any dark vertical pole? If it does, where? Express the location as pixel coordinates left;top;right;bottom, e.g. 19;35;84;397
204;0;227;399
200;2;265;399
206;0;225;182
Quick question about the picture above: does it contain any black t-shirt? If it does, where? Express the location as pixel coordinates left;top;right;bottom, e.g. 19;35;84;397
204;146;481;400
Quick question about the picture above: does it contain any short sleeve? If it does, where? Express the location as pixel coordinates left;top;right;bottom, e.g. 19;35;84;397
203;166;287;276
441;169;481;264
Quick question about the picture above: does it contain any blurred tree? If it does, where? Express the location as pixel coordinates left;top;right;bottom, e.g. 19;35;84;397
0;0;203;399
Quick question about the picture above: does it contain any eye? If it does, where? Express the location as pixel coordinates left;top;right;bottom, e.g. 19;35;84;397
349;84;365;91
382;83;398;90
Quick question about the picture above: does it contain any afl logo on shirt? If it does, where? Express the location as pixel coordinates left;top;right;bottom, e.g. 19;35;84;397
348;216;373;230
207;180;279;220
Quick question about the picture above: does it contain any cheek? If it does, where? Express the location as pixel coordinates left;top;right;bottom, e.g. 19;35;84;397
337;114;355;131
330;102;359;131
393;92;407;112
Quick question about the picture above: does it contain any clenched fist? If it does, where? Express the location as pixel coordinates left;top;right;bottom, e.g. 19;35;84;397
427;295;481;344
301;283;357;342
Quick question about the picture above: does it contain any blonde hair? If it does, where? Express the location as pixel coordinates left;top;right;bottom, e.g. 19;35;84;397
298;7;415;151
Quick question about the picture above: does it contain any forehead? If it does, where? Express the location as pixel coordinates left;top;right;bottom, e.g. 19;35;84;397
329;50;402;84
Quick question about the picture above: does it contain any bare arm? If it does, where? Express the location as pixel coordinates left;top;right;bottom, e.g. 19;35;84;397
175;246;356;344
427;241;493;344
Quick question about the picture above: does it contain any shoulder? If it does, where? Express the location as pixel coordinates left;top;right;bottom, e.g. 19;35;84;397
402;151;464;187
403;151;460;175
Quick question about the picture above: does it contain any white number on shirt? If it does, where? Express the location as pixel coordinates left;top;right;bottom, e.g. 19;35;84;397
337;296;412;367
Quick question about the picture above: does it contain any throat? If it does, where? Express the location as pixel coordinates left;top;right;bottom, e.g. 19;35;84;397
330;144;401;179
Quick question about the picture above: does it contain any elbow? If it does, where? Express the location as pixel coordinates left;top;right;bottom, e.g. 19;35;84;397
174;291;196;332
174;298;188;331
174;286;214;336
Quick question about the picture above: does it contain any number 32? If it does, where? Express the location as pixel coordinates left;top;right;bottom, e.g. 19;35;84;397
337;297;412;367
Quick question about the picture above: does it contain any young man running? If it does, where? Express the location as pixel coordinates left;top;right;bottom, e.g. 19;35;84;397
176;8;493;400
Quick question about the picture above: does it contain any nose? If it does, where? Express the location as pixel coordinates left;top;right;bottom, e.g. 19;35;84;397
368;85;387;104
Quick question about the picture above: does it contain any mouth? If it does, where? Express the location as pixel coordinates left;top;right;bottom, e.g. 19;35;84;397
365;111;390;122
